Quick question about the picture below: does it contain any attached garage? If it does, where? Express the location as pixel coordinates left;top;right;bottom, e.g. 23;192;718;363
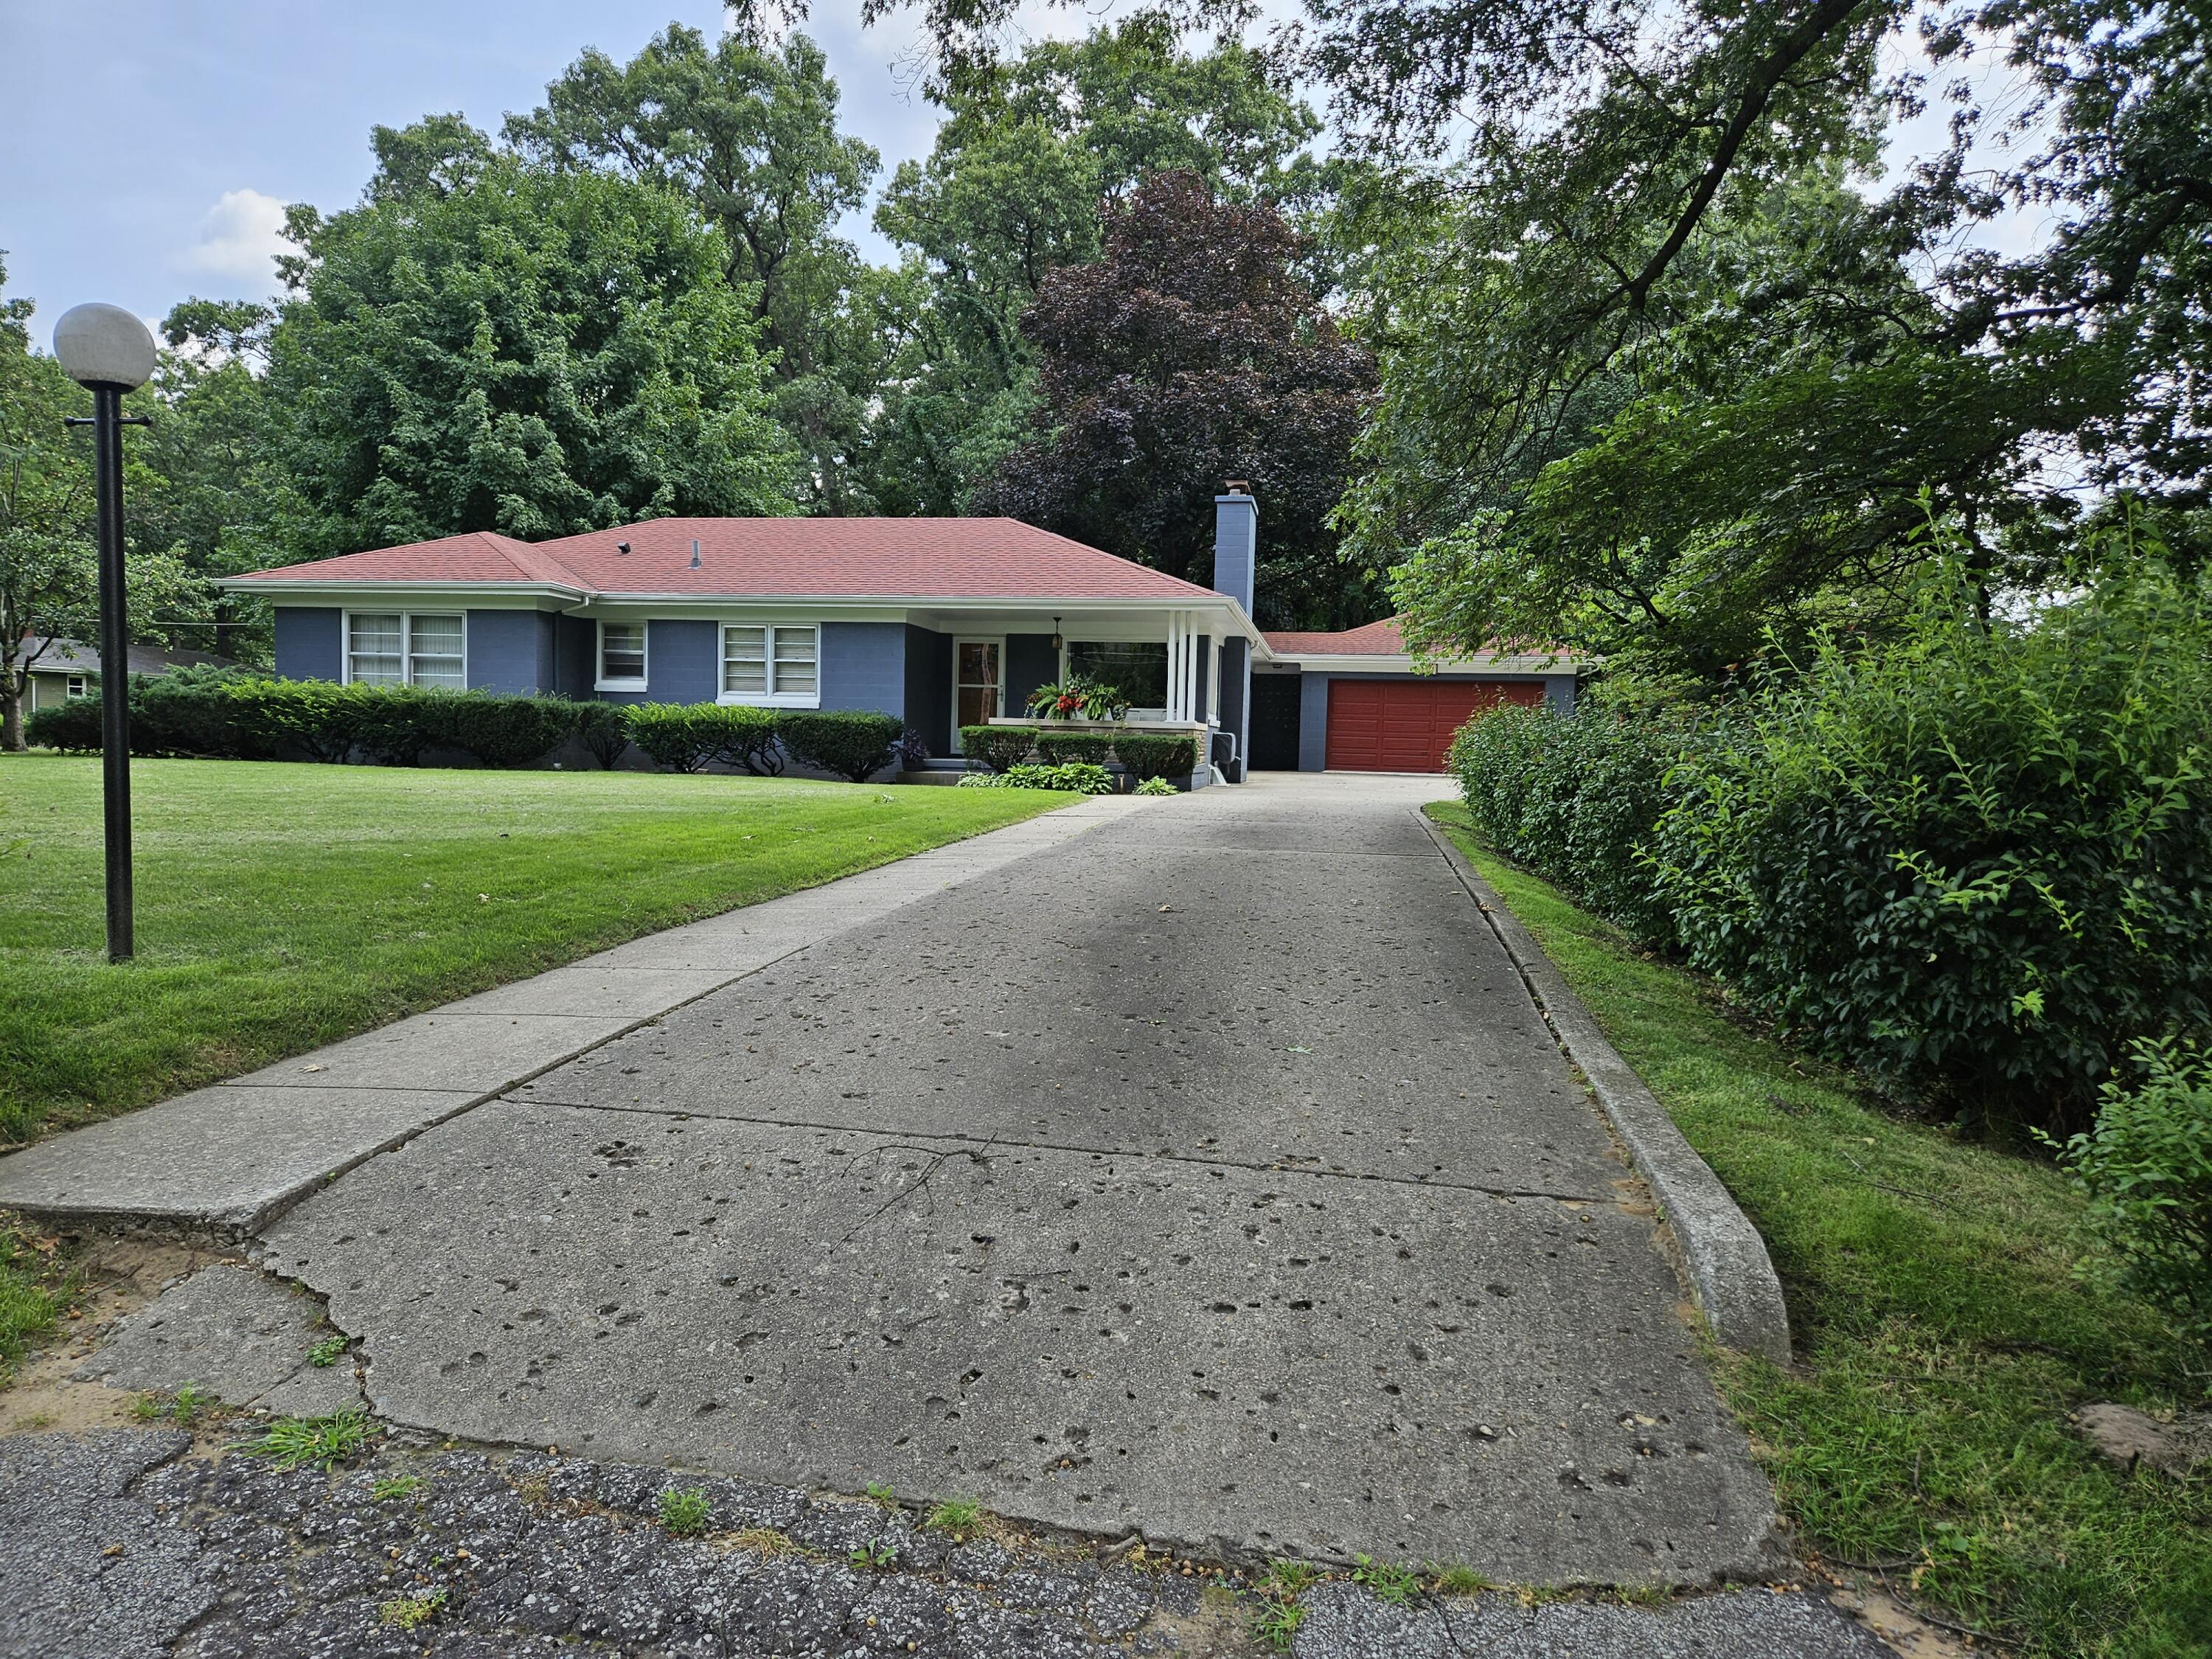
1324;678;1543;772
1255;617;1581;773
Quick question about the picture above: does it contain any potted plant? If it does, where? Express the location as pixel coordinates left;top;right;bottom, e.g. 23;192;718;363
1024;676;1128;722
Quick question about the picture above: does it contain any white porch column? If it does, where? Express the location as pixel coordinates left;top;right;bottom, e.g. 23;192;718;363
1166;612;1184;720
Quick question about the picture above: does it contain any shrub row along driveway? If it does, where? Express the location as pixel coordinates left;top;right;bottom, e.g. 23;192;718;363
259;773;1777;1582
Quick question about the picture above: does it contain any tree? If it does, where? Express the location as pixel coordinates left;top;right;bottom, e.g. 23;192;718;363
974;173;1377;628
843;0;2211;675
268;132;795;555
868;17;1329;515
1;259;209;748
507;27;883;512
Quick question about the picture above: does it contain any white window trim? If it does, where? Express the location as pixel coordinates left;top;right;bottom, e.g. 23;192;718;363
950;635;1006;753
341;608;468;689
594;618;650;692
66;675;87;699
716;621;821;709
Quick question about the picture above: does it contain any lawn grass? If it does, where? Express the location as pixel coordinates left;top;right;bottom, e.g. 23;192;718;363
1428;801;2212;1659
0;1213;74;1385
0;756;1061;1145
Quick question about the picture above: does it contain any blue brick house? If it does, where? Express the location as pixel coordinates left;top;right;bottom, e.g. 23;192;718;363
223;495;1576;778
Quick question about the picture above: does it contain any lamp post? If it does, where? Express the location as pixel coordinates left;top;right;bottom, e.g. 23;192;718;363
53;303;156;964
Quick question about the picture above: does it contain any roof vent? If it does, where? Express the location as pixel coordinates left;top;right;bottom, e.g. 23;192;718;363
616;541;630;554
689;538;702;569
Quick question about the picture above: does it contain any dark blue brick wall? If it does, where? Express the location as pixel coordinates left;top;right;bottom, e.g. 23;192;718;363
553;614;597;700
466;610;554;695
1006;634;1058;713
820;622;905;716
599;619;714;706
1298;673;1329;771
274;607;343;681
903;626;951;754
1220;638;1251;781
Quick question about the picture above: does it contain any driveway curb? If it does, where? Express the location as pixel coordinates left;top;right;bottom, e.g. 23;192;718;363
1420;814;1793;1363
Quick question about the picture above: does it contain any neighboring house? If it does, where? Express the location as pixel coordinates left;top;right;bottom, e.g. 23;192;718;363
16;637;238;717
221;494;1579;777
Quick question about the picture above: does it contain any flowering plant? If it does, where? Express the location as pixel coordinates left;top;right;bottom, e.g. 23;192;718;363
1025;676;1128;721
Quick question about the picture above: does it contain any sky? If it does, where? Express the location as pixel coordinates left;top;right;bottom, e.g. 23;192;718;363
0;0;1075;334
1;1;2047;344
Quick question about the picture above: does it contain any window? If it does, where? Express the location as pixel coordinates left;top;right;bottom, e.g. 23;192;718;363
347;612;465;688
597;621;647;688
1068;641;1168;710
65;676;86;699
720;623;818;706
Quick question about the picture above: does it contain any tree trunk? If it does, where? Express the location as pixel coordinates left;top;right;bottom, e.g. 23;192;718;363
1;671;24;753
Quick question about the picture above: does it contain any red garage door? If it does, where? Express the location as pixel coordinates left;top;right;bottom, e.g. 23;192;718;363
1324;679;1543;772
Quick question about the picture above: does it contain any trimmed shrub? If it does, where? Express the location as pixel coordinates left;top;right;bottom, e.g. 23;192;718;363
710;706;784;775
1133;775;1178;796
622;703;783;774
2052;1039;2212;1346
777;710;903;782
622;703;722;773
959;724;1038;773
1446;695;1688;946
1034;729;1115;765
23;694;102;751
958;761;1115;794
1652;560;2212;1133
438;692;575;768
222;676;362;763
1110;731;1200;782
350;685;449;766
571;700;631;769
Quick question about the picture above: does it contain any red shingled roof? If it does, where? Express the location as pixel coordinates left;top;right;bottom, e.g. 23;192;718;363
232;518;1222;603
1261;617;1411;655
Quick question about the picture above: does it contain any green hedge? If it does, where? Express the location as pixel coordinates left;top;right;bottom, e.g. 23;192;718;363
1109;731;1200;782
958;724;1199;782
1446;695;1687;946
1651;561;2212;1135
622;703;782;774
24;671;593;769
778;711;903;782
1034;729;1115;765
959;724;1038;773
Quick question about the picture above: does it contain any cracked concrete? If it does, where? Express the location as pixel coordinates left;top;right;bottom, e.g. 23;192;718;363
250;773;1782;1585
73;1264;364;1418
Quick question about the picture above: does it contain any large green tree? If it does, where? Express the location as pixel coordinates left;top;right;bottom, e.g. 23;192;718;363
840;0;2212;676
867;15;1329;514
0;260;210;748
507;27;884;513
1315;0;2210;677
973;172;1377;628
268;128;795;555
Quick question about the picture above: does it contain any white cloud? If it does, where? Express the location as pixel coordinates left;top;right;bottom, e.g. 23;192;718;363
175;188;289;292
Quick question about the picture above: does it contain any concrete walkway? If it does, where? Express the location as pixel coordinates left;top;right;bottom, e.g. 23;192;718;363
0;795;1143;1234
240;772;1778;1585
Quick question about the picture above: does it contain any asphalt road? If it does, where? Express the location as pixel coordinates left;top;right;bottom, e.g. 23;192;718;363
260;773;1779;1586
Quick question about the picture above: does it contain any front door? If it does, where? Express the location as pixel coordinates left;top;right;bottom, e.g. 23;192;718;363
953;638;1004;751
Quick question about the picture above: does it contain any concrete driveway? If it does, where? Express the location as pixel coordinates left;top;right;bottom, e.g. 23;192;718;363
259;773;1776;1585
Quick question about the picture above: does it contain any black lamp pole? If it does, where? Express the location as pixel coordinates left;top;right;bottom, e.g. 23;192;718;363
63;389;147;962
55;302;158;967
93;387;136;962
